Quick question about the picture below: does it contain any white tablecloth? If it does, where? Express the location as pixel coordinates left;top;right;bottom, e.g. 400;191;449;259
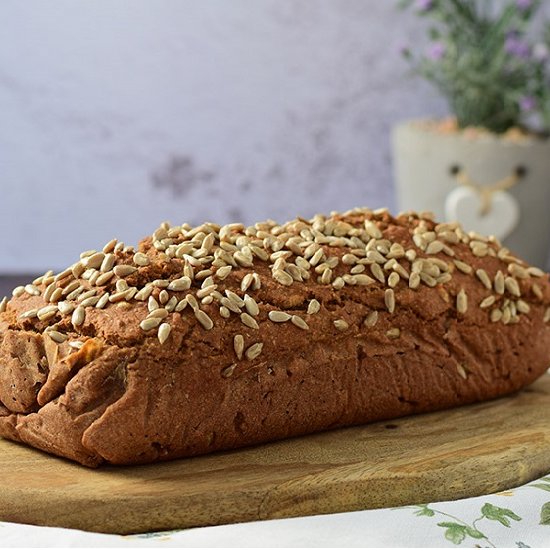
3;474;550;547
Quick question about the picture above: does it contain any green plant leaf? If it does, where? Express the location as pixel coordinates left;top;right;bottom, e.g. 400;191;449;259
540;502;550;525
465;526;485;539
437;522;467;545
481;503;522;527
530;483;550;492
414;504;435;517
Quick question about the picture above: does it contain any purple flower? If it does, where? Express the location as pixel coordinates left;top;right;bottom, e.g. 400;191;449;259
426;42;446;61
414;0;433;11
516;0;532;10
533;43;549;61
505;35;531;59
519;96;536;111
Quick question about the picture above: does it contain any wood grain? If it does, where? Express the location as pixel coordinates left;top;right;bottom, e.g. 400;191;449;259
1;375;550;535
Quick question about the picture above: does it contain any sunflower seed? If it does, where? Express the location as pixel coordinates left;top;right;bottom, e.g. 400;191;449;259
157;322;171;344
102;238;117;253
140;317;162;331
387;272;400;288
243;295;259;316
48;330;67;343
147;308;169;319
25;284;40;296
245;342;264;361
505;276;521;297
234;334;245;360
456;289;467;314
72;306;85;327
333;319;349;331
148;296;159;312
493;270;505;295
508;263;529;279
456;364;468;379
544;307;550;323
386;328;400;339
425;240;444;255
408;272;421;289
272;269;293;286
221;364;237;378
479;296;496;309
168;277;192;292
175;298;188;312
502;307;512;325
370;263;385;284
476;269;492;290
385;288;395;313
134;285;153;301
197;285;217;299
490;308;503;323
219;306;230;318
528;266;545;278
49;287;63;302
20;309;39;319
214;265;232;281
95;293;110;309
195;309;214;330
269;311;291;322
84;252;105;269
453;260;472;274
532;283;543;300
95;271;115;286
307;299;321;315
165;296;178;312
291;315;309;330
240;312;259;329
516;300;530;314
133;252;150;267
364;310;378;327
0;297;6;313
114;265;137;277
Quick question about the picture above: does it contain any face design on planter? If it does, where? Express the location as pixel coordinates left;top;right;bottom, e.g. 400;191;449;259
444;165;525;241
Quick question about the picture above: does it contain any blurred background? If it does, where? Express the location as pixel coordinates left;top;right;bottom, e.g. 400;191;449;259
0;0;445;275
1;0;550;286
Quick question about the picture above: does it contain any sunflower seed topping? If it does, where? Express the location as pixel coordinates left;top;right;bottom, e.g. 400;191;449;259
545;307;550;323
307;299;321;315
291;315;309;330
71;306;85;327
476;269;492;290
133;252;150;267
456;289;468;314
385;288;395;314
114;265;137;277
479;296;496;309
386;328;400;339
234;334;245;360
240;312;259;329
364;310;378;327
245;342;264;360
268;311;291;323
0;297;6;313
140;317;162;331
505;276;521;297
195;309;214;330
333;319;349;331
48;330;67;343
157;322;171;344
453;260;472;274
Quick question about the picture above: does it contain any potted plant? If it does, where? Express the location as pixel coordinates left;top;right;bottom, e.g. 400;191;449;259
392;0;550;267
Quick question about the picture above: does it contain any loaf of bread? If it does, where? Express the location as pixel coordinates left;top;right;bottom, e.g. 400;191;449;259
0;208;548;467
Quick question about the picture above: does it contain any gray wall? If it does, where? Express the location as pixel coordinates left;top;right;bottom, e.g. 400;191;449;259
0;0;449;272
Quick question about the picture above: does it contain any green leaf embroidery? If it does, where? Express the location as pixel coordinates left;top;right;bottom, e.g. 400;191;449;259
540;502;550;526
481;503;522;527
437;522;468;545
516;542;531;548
465;526;485;539
414;504;435;517
530;483;550;492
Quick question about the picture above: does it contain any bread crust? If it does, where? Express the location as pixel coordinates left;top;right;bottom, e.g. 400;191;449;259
0;209;548;466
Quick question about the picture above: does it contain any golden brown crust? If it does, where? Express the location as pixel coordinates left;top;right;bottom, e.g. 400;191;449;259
0;208;549;466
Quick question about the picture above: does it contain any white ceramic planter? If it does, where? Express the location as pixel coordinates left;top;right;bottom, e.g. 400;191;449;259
392;121;550;268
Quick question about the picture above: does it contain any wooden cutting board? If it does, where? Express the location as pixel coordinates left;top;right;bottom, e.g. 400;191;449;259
1;375;550;535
